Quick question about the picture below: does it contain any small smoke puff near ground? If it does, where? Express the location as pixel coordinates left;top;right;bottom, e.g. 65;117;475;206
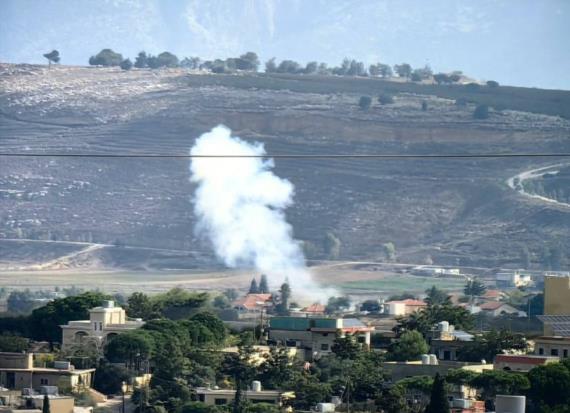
189;125;333;301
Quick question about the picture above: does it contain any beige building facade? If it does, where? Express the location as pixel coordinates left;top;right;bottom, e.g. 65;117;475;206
544;276;570;316
60;301;144;350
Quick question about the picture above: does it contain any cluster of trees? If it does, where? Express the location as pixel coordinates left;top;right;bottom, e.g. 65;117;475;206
247;274;269;294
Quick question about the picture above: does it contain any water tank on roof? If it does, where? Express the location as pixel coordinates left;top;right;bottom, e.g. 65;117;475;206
54;361;71;370
429;354;438;365
317;403;336;412
421;354;430;365
495;395;525;413
438;321;449;332
251;381;261;392
103;300;114;308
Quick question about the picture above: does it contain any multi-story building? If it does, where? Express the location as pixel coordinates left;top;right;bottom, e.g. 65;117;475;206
0;352;94;393
544;275;570;315
195;382;294;407
268;316;373;360
60;300;144;351
535;276;570;359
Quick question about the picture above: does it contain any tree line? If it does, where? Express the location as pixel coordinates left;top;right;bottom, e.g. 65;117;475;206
45;48;502;88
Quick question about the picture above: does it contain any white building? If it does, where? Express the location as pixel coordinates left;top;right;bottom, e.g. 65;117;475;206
60;301;144;350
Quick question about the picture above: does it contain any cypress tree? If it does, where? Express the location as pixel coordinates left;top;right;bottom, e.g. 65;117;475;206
42;395;50;413
425;373;450;413
248;278;259;294
258;274;269;293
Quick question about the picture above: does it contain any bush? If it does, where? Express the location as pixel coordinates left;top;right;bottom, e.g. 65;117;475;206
120;59;133;71
378;93;395;105
486;80;500;88
455;98;468;107
359;96;372;110
89;49;123;67
473;104;490;119
421;100;428;111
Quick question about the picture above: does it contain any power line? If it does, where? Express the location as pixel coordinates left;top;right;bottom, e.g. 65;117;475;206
1;153;570;159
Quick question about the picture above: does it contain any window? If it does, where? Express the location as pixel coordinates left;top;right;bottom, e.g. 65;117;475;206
551;349;559;356
198;394;205;402
538;347;544;355
564;349;568;358
40;378;49;385
214;399;227;405
357;335;366;343
99;322;103;331
321;343;329;351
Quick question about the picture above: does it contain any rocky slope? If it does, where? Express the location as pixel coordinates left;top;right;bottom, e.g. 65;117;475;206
1;64;569;270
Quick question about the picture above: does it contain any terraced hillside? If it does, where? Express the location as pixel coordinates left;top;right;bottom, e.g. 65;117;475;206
1;64;570;271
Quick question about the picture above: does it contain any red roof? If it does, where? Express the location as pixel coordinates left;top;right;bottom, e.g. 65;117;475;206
386;299;427;307
495;354;552;365
233;294;272;310
302;303;326;313
483;290;502;299
479;301;506;310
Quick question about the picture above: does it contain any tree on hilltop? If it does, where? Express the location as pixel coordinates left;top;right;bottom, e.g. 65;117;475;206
89;49;123;67
43;50;60;67
393;63;412;79
134;51;148;68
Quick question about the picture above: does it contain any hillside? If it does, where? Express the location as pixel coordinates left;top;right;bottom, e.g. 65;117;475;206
1;64;570;271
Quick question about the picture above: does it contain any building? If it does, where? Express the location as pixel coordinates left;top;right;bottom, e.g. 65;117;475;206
426;321;474;361
299;303;326;316
383;359;492;408
195;382;294;407
60;300;144;350
268;316;373;360
481;290;505;301
478;302;525;317
494;354;560;372
496;270;532;288
232;294;272;314
0;353;94;393
544;276;570;315
534;336;570;358
385;299;427;316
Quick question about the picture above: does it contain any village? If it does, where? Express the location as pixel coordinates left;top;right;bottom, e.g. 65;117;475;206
0;268;569;413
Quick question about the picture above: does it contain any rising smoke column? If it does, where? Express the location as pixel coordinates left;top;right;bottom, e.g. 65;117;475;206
189;125;323;297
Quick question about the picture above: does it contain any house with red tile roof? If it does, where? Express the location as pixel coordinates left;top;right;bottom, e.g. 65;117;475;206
478;301;524;317
232;293;272;312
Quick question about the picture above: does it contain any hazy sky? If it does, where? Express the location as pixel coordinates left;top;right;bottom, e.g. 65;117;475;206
1;0;569;90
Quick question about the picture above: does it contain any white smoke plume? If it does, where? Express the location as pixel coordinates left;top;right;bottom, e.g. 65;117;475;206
189;125;328;300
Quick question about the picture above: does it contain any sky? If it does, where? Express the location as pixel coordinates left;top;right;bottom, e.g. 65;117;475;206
1;0;569;90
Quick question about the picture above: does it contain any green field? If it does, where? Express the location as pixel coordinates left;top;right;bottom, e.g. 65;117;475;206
340;275;465;293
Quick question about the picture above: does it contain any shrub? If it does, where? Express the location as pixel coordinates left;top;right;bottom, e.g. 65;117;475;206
473;104;490;119
455;98;468;107
359;96;372;110
120;59;133;71
421;100;428;111
378;93;395;105
486;80;500;88
89;49;123;67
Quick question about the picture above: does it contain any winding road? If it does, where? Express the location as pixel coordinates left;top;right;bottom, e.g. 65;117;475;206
506;163;570;209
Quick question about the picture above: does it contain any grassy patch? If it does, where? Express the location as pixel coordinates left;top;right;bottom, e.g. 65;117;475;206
339;275;465;293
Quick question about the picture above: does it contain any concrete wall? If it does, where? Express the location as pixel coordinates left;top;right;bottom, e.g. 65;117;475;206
0;353;33;369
